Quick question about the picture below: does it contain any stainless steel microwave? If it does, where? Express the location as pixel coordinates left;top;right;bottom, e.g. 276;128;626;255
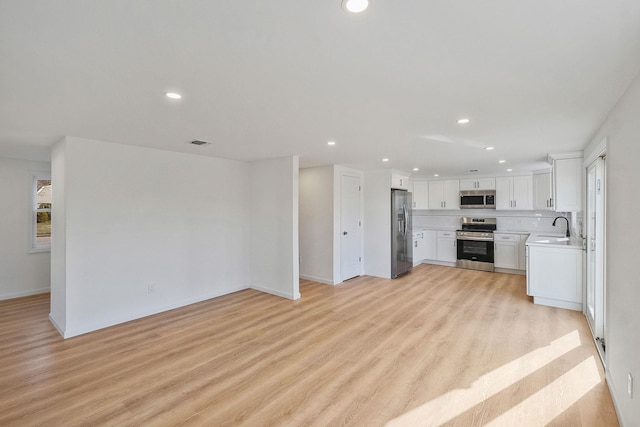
460;190;496;209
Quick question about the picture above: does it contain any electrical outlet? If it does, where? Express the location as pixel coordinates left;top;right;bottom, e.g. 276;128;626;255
148;283;156;294
628;373;634;399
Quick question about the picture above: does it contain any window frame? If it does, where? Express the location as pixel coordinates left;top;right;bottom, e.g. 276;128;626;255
30;174;52;253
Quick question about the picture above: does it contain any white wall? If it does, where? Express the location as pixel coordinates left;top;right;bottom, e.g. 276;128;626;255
50;137;251;338
363;170;391;279
299;166;334;284
0;156;51;300
584;71;640;426
249;156;300;300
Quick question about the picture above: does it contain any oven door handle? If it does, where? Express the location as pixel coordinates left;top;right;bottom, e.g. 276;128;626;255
456;236;494;242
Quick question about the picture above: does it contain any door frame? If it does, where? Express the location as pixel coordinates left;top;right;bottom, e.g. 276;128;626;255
584;138;607;361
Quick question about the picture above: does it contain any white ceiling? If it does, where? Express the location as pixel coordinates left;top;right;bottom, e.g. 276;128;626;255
1;0;640;177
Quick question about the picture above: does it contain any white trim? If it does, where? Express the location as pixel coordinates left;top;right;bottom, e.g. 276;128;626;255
584;137;608;166
251;284;300;300
606;370;626;427
60;286;249;339
299;274;336;285
0;287;50;301
48;313;65;336
548;151;584;162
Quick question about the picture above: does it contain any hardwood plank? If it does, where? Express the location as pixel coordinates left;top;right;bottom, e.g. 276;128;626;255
0;265;618;426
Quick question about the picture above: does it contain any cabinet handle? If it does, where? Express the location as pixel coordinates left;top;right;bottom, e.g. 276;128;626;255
514;200;517;208
550;197;553;207
444;201;446;208
414;201;416;208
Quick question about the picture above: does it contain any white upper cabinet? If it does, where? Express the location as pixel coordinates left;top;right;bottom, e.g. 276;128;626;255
496;176;532;210
552;157;583;212
412;180;428;209
459;178;496;191
428;180;460;210
391;173;410;190
533;171;553;210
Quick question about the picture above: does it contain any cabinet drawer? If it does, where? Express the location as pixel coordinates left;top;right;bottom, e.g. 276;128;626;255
494;234;518;242
437;230;456;238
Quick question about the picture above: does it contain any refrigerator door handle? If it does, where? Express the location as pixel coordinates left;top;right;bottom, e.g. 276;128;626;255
402;205;408;236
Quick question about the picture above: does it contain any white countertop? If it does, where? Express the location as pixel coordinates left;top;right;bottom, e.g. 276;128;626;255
413;226;458;232
526;233;583;249
495;230;531;235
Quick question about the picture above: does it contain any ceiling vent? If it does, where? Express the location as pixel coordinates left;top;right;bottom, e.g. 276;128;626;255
190;140;210;146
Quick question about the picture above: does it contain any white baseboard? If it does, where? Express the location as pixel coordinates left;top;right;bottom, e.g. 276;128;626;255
251;284;300;300
0;287;50;301
48;313;65;337
606;370;626;426
61;285;249;339
299;274;335;285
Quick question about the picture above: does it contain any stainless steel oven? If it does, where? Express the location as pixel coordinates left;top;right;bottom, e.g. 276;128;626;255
456;217;496;272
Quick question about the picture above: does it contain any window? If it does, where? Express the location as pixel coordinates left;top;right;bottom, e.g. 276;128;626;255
32;176;52;252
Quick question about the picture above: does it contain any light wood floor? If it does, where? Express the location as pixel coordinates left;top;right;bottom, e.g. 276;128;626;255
0;264;618;426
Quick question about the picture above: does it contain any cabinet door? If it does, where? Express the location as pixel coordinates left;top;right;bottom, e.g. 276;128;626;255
412;181;428;209
423;230;437;260
428;181;444;209
413;237;422;266
495;177;512;210
512;175;532;210
494;241;519;269
533;172;552;210
437;238;457;262
391;174;410;190
477;178;496;190
554;158;583;212
442;180;460;209
459;179;477;191
518;234;529;270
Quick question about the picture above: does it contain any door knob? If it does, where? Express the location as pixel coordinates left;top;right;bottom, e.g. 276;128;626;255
343;231;348;235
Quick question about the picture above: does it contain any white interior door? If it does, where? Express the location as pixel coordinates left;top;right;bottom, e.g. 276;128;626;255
340;174;362;281
586;157;605;348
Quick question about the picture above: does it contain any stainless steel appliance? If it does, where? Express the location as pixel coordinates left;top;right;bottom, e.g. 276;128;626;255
456;217;496;272
460;190;496;209
391;189;413;278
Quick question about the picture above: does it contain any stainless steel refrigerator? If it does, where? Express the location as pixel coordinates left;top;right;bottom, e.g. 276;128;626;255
391;189;413;278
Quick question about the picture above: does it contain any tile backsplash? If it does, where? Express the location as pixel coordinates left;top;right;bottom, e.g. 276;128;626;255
413;209;579;236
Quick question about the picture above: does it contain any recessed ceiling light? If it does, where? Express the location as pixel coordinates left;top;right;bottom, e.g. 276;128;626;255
434;174;439;177
498;160;506;163
165;92;182;99
457;118;470;124
327;141;336;146
382;158;389;162
485;146;495;151
413;168;419;171
342;0;369;13
507;168;513;172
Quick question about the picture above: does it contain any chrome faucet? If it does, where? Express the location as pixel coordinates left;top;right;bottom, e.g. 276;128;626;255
552;216;570;238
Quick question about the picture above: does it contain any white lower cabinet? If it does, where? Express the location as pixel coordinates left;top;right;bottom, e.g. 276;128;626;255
412;232;425;266
436;230;457;263
494;234;519;269
527;244;583;311
423;230;437;260
494;233;529;271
